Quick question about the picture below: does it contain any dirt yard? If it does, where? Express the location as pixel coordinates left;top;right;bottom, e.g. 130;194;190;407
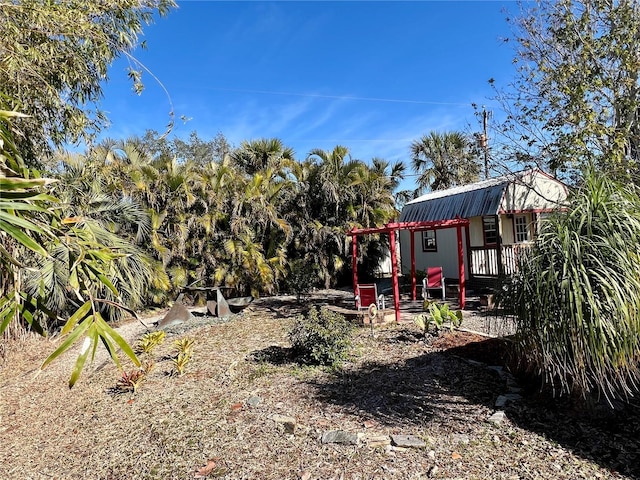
0;290;638;479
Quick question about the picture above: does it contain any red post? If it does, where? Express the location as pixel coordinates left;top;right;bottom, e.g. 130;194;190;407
389;229;401;322
351;234;358;296
457;225;466;309
410;231;416;301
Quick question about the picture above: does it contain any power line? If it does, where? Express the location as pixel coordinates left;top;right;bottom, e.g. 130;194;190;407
207;87;472;106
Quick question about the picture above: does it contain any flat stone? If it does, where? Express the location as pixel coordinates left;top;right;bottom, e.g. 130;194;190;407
272;414;296;434
452;433;470;445
321;430;359;445
487;411;506;426
366;434;390;445
495;395;509;408
246;396;261;407
390;434;427;448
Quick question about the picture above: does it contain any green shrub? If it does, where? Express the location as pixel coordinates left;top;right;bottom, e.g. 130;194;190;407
285;259;319;302
503;169;640;404
414;302;463;335
288;306;354;367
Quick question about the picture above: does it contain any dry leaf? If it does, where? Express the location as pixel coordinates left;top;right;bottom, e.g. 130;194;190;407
127;398;135;405
230;402;243;411
451;451;462;460
194;459;217;478
363;420;376;428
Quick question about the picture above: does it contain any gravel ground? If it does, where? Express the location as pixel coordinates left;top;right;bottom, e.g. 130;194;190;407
0;290;638;480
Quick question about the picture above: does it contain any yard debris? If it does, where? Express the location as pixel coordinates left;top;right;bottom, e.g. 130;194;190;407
1;289;638;479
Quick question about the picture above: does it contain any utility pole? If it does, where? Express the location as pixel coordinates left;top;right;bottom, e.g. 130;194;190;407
481;107;491;180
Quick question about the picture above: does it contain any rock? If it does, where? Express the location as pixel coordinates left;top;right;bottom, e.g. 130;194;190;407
452;433;470;445
495;395;509;408
427;450;436;461
156;301;194;328
366;435;390;448
321;430;359;445
272;414;297;434
427;465;439;477
246;396;261;407
487;411;506;426
390;434;427;448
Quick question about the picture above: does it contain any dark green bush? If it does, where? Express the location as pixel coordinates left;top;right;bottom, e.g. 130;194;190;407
288;306;354;367
285;259;319;302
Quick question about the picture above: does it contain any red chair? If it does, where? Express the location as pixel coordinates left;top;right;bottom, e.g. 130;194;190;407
355;283;385;311
422;267;445;301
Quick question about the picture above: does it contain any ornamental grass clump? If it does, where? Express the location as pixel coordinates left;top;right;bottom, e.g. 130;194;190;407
504;169;640;405
289;306;354;367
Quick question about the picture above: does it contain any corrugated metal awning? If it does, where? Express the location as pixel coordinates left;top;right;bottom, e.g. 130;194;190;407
399;177;511;223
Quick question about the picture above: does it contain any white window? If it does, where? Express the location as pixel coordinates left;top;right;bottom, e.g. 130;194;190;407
515;215;530;243
422;230;437;252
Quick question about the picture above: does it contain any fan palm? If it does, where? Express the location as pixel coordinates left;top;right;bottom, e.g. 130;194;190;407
411;131;480;193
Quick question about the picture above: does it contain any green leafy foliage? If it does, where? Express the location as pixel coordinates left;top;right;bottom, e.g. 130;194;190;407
288;306;354;367
503;169;640;403
411;131;481;194
285;258;319;302
414;302;463;335
171;337;195;376
135;330;166;355
0;0;176;160
497;0;640;181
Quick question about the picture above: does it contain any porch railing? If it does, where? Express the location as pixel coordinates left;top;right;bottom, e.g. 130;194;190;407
470;244;531;277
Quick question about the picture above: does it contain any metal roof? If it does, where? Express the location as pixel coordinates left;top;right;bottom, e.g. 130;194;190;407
399;173;522;223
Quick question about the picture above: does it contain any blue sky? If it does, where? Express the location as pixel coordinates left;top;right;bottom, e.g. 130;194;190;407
99;1;518;174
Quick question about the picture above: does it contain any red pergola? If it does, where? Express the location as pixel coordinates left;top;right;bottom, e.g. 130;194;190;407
349;218;470;323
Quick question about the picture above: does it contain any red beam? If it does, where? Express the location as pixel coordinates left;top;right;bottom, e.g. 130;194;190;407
457;225;466;309
410;232;416;301
349;218;469;236
351;234;358;297
389;229;401;323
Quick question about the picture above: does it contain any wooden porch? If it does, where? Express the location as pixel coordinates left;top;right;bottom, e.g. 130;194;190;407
469;244;532;277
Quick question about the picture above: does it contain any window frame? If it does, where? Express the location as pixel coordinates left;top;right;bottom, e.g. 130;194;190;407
421;229;437;252
514;214;530;243
482;216;498;246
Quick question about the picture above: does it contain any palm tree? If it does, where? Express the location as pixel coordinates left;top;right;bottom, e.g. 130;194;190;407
411;131;480;194
231;138;295;176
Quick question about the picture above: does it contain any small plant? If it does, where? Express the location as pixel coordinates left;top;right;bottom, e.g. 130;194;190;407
171;337;195;376
288;306;354;367
135;330;166;355
414;302;463;336
116;368;146;394
173;337;195;356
